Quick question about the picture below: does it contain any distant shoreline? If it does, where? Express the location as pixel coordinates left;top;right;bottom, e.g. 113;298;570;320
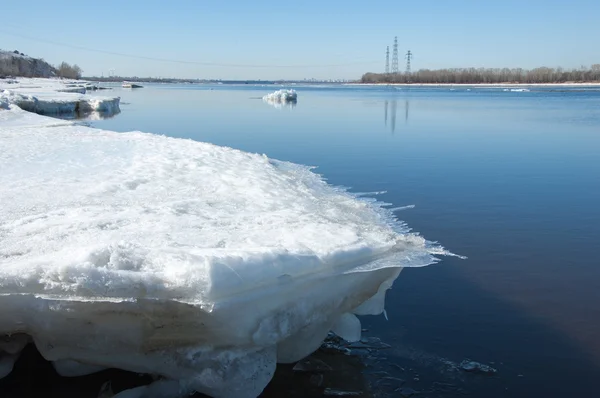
81;77;350;85
347;82;600;87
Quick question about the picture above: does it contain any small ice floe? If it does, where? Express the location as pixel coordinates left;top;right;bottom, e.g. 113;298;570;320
263;89;298;103
262;89;298;109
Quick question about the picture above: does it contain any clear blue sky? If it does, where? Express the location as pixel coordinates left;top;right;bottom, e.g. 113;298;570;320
1;0;598;80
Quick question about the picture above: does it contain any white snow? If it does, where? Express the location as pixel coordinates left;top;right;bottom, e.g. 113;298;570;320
0;85;454;397
263;89;298;102
0;77;119;116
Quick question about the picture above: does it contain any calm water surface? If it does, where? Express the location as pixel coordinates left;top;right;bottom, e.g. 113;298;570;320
90;83;600;397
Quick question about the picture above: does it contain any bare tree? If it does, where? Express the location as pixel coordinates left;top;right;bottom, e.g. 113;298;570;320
57;62;83;79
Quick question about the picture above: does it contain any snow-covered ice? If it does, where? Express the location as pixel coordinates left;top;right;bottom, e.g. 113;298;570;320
263;89;298;102
0;77;120;116
0;87;454;397
263;89;298;110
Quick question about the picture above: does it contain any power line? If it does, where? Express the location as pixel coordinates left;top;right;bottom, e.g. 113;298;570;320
0;29;379;69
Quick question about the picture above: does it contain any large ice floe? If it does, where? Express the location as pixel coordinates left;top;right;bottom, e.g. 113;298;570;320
0;77;120;117
0;82;454;397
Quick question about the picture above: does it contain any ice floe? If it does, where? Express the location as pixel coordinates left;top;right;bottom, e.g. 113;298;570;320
263;89;298;102
262;89;298;109
0;83;455;397
0;77;119;117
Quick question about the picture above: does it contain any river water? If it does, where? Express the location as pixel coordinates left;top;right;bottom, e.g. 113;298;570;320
83;83;600;397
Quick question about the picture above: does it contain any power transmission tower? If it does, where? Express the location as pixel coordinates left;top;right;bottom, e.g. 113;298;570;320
391;37;399;74
405;50;413;74
385;46;390;74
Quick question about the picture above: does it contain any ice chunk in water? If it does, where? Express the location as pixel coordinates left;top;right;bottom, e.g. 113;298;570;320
0;100;456;397
263;89;297;102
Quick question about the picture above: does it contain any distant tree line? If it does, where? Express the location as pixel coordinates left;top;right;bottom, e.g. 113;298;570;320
362;65;600;84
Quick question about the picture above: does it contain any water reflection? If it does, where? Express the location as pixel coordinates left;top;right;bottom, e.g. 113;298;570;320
390;100;397;134
84;110;121;120
55;109;121;121
383;99;409;134
263;98;297;110
384;100;388;127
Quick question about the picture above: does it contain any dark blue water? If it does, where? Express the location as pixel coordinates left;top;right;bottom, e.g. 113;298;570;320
90;84;600;397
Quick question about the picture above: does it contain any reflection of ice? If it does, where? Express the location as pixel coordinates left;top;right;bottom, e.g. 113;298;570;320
263;98;297;110
83;110;121;120
55;109;121;121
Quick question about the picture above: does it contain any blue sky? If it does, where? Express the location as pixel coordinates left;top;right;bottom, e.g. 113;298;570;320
1;0;598;79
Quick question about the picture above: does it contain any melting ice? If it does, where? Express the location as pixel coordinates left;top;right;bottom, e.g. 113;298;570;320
0;80;454;398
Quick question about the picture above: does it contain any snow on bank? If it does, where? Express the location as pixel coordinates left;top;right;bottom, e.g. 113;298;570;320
0;77;119;116
263;89;298;102
0;98;454;397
